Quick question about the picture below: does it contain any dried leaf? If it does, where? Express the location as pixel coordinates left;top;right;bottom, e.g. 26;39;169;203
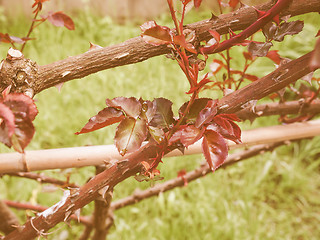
75;107;125;135
202;130;228;172
115;117;148;156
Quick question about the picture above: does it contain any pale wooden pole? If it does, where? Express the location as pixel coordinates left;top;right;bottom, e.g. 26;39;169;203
1;119;320;173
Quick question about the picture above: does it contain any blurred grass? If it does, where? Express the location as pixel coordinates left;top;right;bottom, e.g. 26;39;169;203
0;6;320;240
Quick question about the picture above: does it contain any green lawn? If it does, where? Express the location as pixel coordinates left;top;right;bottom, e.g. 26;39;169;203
0;7;320;240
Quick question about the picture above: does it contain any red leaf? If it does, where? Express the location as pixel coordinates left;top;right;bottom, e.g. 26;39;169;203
149;98;175;129
208;30;220;43
75;107;125;135
266;50;281;65
148;126;165;144
1;93;38;152
273;21;304;42
173;35;197;54
115;117;148;156
0;33;13;44
47;11;75;30
243;51;253;61
212;114;241;143
316;30;320;37
194;0;203;8
215;113;240;122
243;73;258;82
228;0;239;9
179;98;211;125
106;97;142;119
247;41;273;57
202;130;228;172
11;119;35;153
195;100;217;128
169;125;203;147
0;102;15;138
4;94;38;121
141;21;172;46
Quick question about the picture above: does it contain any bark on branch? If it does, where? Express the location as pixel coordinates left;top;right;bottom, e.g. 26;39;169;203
0;0;317;94
111;142;284;210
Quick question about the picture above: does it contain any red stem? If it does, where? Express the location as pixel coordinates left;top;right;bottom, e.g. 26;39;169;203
20;10;39;52
211;0;292;54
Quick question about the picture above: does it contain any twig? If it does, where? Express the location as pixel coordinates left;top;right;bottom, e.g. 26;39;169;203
6;172;79;188
3;200;91;227
0;200;20;235
236;99;320;121
91;166;114;240
111;142;284;210
211;0;292;54
0;0;316;94
218;51;314;114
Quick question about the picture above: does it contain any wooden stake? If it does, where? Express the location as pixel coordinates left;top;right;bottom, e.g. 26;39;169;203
1;120;320;173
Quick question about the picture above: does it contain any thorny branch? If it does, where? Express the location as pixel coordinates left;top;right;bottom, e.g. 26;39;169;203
1;0;319;239
111;142;284;210
6;172;79;188
3;49;316;239
2;200;91;226
0;0;319;94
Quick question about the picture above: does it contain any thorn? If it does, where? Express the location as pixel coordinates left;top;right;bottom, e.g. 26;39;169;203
210;12;218;21
98;185;110;199
64;210;72;222
66;203;75;212
74;209;81;223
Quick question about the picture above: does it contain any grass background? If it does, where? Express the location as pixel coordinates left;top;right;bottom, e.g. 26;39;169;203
0;5;320;240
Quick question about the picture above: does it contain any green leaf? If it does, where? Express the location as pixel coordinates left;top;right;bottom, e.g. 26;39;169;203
202;130;228;172
106;97;142;118
115;117;148;156
149;98;175;129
